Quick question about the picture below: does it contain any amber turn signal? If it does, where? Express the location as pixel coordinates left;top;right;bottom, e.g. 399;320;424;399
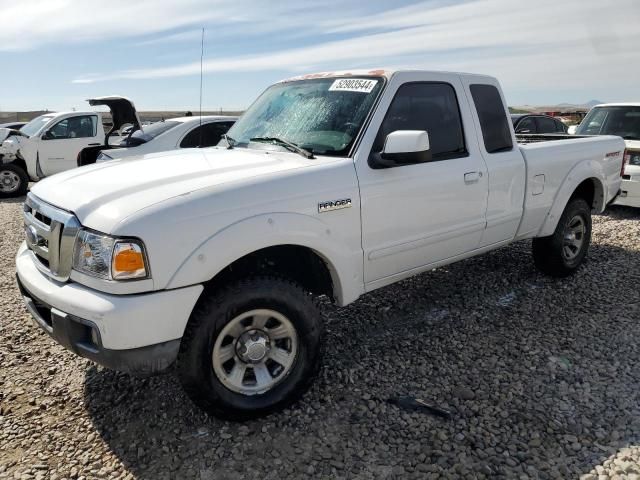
111;241;148;280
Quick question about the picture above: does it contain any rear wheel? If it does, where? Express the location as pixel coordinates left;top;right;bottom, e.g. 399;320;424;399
0;163;28;198
532;198;592;277
177;276;324;420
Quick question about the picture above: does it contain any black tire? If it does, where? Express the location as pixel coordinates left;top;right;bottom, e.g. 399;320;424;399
532;197;592;277
0;163;28;198
177;276;324;420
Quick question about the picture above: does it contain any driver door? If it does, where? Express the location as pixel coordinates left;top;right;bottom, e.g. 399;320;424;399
40;115;99;176
354;73;489;288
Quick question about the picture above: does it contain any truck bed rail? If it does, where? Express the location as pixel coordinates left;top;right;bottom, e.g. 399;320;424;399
516;133;589;144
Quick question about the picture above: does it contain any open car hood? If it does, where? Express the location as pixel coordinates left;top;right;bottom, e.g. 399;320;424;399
0;127;27;143
87;96;142;134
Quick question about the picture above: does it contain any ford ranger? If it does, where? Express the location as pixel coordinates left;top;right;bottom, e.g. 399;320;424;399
15;70;624;419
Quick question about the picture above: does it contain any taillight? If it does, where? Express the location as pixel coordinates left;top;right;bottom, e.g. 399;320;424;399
621;149;630;176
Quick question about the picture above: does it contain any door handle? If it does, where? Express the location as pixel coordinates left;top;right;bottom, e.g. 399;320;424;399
464;171;482;184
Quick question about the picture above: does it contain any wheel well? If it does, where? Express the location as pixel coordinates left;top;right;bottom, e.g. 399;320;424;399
206;245;335;300
570;178;603;211
11;158;28;174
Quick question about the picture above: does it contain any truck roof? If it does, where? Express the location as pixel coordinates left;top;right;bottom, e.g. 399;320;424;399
35;111;98;118
593;102;640;108
280;69;495;83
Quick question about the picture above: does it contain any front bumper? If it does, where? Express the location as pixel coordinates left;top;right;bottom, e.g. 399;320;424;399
16;242;203;375
614;177;640;208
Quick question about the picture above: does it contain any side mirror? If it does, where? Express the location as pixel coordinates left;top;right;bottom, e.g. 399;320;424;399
42;130;54;140
370;130;431;169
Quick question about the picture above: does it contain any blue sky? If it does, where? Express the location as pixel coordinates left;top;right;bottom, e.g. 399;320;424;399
1;0;638;112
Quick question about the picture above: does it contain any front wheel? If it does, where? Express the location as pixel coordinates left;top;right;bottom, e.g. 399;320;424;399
532;198;592;277
0;163;28;198
177;276;324;420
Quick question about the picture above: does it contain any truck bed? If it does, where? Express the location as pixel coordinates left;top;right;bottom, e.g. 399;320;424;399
516;135;625;238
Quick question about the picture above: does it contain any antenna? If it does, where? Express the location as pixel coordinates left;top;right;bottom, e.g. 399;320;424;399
199;27;204;147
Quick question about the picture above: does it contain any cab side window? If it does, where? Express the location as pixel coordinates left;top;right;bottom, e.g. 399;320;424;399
48;119;69;138
180;122;235;148
372;82;467;161
470;84;513;153
46;115;97;139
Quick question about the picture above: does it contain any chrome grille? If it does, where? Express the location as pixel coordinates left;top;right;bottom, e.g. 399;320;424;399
23;193;81;281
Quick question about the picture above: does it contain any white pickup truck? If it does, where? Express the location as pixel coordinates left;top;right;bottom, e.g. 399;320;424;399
16;70;624;419
0;97;140;197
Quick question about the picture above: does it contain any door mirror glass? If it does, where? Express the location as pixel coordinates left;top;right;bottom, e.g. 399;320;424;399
371;130;432;168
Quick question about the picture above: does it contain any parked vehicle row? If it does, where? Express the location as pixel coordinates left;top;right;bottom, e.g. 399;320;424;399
15;69;625;419
573;103;640;208
0;97;236;198
79;116;236;165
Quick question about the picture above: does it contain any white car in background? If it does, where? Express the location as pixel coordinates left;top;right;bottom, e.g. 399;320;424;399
80;116;237;165
0;96;141;197
575;103;640;207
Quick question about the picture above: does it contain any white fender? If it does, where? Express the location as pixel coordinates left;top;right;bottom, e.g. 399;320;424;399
537;160;606;238
165;212;364;306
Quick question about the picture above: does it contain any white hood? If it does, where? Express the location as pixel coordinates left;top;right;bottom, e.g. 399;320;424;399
30;147;331;232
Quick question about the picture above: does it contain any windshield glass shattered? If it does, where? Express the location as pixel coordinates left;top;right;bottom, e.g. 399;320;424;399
224;77;384;156
576;106;640;140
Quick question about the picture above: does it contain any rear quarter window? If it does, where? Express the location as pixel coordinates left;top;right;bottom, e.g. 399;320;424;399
470;84;513;153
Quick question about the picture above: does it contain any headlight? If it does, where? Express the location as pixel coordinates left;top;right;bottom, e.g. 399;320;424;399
96;152;113;162
72;229;149;280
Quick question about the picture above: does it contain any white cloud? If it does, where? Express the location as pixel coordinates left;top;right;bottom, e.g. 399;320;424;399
135;30;205;46
6;0;638;103
0;0;350;51
0;0;226;51
71;0;640;95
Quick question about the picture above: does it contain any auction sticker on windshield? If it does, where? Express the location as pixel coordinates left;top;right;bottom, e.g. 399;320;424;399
329;78;378;93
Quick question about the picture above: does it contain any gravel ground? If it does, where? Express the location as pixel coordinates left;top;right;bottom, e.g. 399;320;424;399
1;196;640;480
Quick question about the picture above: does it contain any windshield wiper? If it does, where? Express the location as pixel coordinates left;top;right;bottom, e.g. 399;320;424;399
249;137;314;159
222;133;236;149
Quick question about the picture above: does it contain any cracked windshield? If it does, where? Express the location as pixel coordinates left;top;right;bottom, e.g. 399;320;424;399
224;77;383;156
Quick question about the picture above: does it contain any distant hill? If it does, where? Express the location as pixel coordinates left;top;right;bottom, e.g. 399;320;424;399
510;100;605;114
585;99;605;108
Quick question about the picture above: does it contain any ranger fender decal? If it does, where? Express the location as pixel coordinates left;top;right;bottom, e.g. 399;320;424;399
318;198;352;213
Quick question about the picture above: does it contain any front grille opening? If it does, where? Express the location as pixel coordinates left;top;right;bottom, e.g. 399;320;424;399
34;211;52;226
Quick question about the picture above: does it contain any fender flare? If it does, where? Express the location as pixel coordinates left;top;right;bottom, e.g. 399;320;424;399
165;212;363;306
538;160;606;237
